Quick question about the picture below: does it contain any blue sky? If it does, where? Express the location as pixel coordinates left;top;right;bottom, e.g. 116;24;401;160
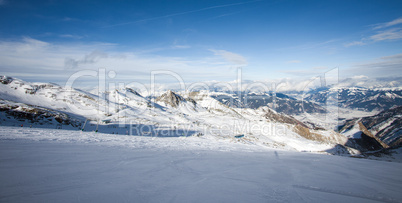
0;0;402;89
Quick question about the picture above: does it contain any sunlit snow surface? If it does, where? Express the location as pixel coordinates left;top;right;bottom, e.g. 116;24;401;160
0;126;401;203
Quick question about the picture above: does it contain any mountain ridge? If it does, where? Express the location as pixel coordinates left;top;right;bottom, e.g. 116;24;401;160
0;75;352;154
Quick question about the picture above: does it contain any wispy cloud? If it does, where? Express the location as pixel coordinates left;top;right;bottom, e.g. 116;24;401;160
0;0;6;6
21;37;50;48
346;17;402;47
64;50;108;69
171;45;191;49
373;17;402;30
286;60;301;64
104;0;262;28
344;41;366;47
0;37;244;86
281;39;339;51
281;69;325;77
370;28;402;41
381;53;402;60
171;39;190;49
59;34;85;39
347;53;402;78
281;66;333;77
210;49;247;65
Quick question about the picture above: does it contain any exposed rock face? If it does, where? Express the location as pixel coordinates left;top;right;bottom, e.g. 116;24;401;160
156;90;185;108
261;107;347;145
125;88;142;97
340;105;402;150
261;107;307;127
0;75;13;84
0;100;82;127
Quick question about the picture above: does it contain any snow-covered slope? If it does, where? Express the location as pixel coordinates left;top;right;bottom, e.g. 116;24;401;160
0;100;82;129
0;75;105;119
0;127;401;202
0;75;351;154
340;106;402;148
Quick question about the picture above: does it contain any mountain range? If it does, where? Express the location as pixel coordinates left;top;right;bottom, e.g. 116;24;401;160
1;75;401;158
303;86;402;112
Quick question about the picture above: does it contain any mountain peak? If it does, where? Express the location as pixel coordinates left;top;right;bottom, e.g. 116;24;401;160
156;90;184;107
125;88;142;97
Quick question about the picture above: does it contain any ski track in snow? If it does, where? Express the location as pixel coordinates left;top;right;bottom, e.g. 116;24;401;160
0;126;401;202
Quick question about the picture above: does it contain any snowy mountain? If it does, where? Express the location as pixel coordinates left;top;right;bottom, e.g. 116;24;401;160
339;106;402;153
0;100;82;129
337;76;402;89
0;75;352;154
2;75;402;158
0;75;106;118
156;90;186;108
304;86;402;112
209;91;327;115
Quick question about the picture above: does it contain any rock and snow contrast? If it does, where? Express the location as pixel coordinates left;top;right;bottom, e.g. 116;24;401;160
1;75;402;202
0;75;351;153
339;106;402;152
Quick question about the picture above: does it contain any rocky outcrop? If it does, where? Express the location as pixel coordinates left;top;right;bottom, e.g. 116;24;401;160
156;90;185;108
0;75;13;84
0;100;82;127
340;106;402;150
125;88;142;97
262;107;308;127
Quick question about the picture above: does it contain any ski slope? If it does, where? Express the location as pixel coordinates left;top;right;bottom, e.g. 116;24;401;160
0;126;401;203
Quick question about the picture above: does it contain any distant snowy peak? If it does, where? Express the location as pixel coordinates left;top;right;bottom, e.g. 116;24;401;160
304;86;402;112
329;86;402;92
209;92;326;115
337;76;402;90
